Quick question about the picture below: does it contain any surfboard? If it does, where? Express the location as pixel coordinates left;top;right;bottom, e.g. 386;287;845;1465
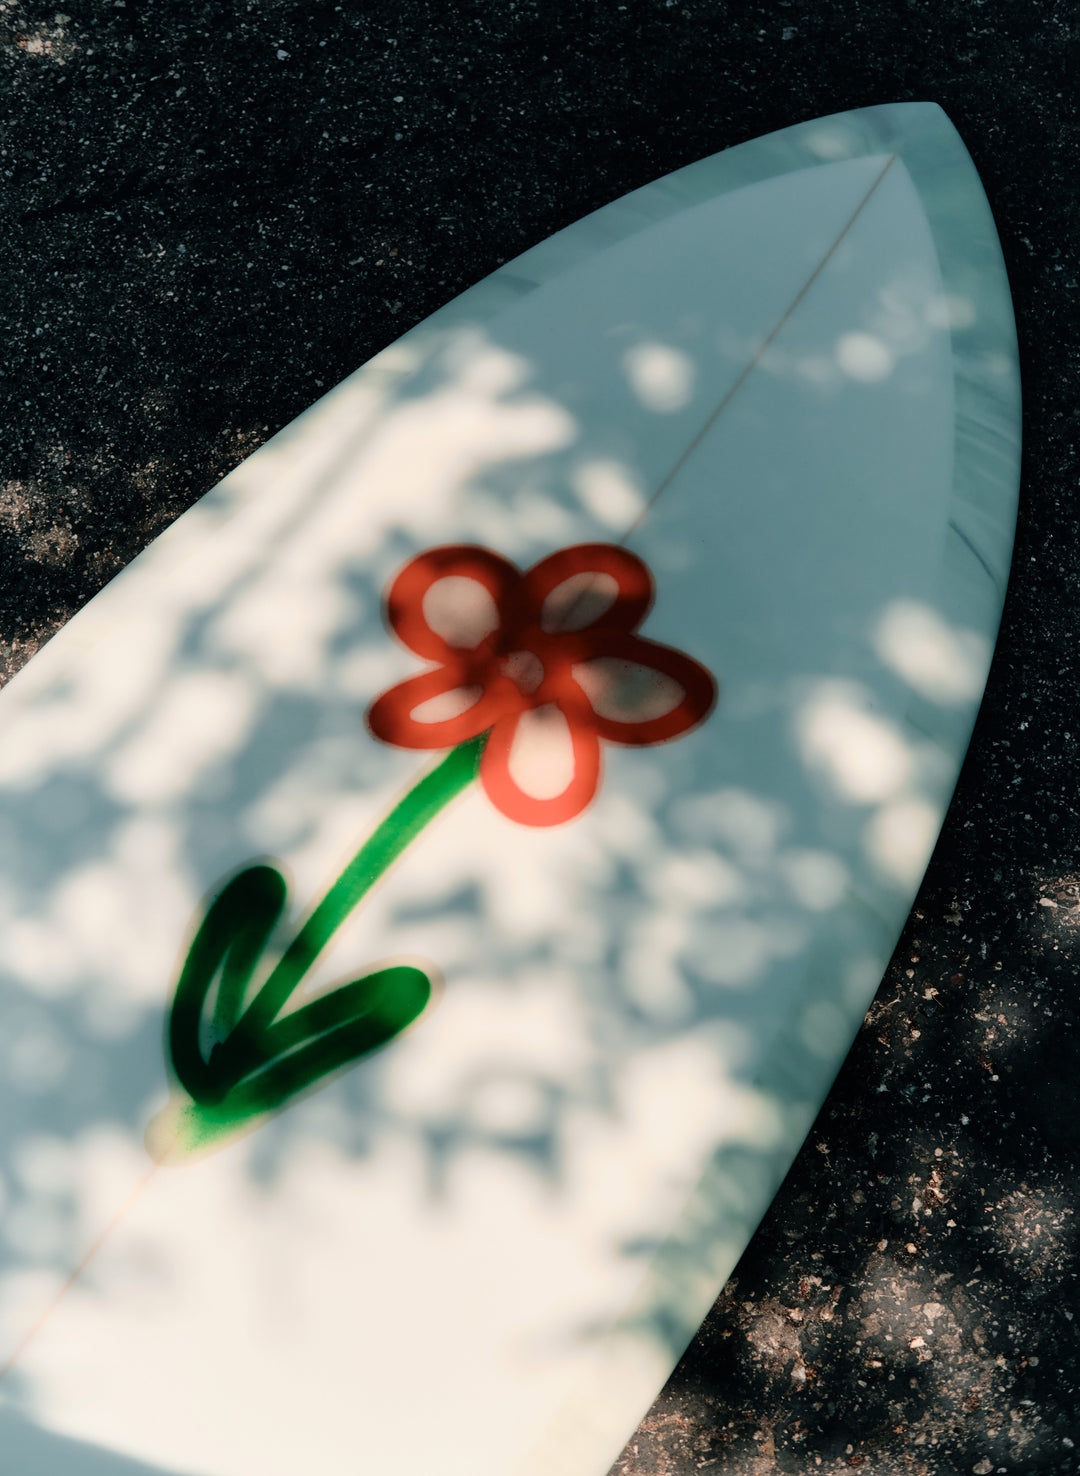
0;102;1020;1476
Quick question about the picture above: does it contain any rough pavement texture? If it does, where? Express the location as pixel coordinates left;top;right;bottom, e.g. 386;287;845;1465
2;1;1079;1472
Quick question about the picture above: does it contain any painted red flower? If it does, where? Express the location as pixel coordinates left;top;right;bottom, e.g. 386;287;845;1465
367;543;717;826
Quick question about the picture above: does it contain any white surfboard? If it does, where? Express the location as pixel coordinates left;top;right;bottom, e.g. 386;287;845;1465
0;102;1019;1476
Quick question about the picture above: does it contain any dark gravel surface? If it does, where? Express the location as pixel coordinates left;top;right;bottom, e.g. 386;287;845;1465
2;2;1079;1472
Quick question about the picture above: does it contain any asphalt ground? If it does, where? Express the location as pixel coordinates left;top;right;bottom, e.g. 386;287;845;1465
1;2;1079;1472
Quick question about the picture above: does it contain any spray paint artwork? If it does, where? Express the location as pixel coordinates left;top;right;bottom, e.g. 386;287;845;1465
162;543;717;1154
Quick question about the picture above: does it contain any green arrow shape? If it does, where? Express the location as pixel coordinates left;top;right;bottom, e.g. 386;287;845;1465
162;737;484;1156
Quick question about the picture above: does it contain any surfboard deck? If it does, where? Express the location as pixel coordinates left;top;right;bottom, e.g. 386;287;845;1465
0;102;1019;1476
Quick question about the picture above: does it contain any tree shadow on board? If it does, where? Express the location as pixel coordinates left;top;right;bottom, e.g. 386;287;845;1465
0;1406;193;1476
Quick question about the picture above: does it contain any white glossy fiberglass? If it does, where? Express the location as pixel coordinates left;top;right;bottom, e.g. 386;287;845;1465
0;104;1019;1476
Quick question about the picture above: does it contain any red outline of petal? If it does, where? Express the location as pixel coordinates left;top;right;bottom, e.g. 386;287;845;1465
518;544;653;638
386;545;521;662
367;664;522;750
480;698;601;827
572;634;718;745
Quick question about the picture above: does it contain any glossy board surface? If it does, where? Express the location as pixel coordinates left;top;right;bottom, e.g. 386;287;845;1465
0;103;1019;1476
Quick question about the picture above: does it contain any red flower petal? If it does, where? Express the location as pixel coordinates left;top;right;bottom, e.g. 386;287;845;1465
367;662;522;750
480;697;602;827
386;545;521;662
517;544;653;638
572;633;717;745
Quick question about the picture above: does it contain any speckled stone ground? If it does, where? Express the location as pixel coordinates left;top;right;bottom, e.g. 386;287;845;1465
2;2;1079;1472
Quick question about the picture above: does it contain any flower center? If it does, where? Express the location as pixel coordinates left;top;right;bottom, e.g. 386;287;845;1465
500;649;545;696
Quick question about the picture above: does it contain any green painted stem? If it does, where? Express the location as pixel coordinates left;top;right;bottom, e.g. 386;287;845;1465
166;735;486;1138
249;733;485;1029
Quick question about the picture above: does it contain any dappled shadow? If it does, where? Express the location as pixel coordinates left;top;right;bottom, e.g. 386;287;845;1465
0;1407;193;1476
614;866;1079;1470
0;104;1018;1476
